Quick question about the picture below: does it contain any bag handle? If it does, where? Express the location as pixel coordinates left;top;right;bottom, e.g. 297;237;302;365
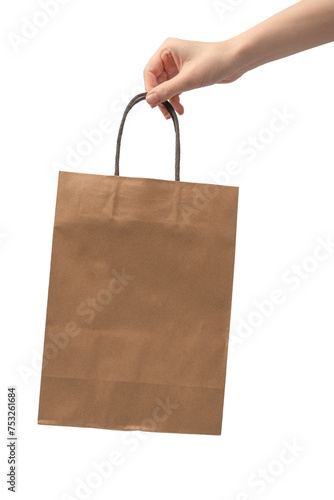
114;92;180;181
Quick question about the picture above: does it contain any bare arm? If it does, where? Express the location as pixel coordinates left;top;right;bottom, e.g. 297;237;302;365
143;0;334;118
237;0;334;72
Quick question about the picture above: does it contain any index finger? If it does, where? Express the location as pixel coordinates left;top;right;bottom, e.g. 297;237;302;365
143;43;166;93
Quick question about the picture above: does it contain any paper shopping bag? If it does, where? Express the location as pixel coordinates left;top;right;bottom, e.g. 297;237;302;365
38;92;239;435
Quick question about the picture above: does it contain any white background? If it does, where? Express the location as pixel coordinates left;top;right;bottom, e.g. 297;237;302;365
1;0;334;499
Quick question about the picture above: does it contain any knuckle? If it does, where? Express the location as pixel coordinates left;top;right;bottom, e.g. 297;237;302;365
143;62;152;75
163;37;175;45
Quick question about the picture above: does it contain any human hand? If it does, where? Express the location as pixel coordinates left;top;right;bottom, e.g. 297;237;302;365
143;37;244;119
144;1;334;120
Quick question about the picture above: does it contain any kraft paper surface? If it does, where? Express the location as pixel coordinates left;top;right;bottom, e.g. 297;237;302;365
38;171;238;435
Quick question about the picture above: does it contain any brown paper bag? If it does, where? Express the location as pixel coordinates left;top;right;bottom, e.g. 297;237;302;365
38;92;238;435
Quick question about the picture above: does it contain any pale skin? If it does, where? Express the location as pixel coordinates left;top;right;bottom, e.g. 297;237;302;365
143;0;334;119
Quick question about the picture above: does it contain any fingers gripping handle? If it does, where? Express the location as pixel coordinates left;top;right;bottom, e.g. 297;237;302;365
114;92;180;181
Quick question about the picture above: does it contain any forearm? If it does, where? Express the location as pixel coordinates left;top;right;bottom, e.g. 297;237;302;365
143;0;334;113
232;0;334;74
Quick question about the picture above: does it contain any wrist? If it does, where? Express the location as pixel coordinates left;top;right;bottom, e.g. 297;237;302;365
214;35;260;83
228;31;265;77
211;38;248;83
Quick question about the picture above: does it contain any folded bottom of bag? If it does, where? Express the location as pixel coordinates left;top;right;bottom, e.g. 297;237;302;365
38;375;225;435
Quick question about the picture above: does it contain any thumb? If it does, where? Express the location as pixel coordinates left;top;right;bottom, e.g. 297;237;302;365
146;70;193;106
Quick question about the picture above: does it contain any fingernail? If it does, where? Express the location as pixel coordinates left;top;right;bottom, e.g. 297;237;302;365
146;92;159;106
